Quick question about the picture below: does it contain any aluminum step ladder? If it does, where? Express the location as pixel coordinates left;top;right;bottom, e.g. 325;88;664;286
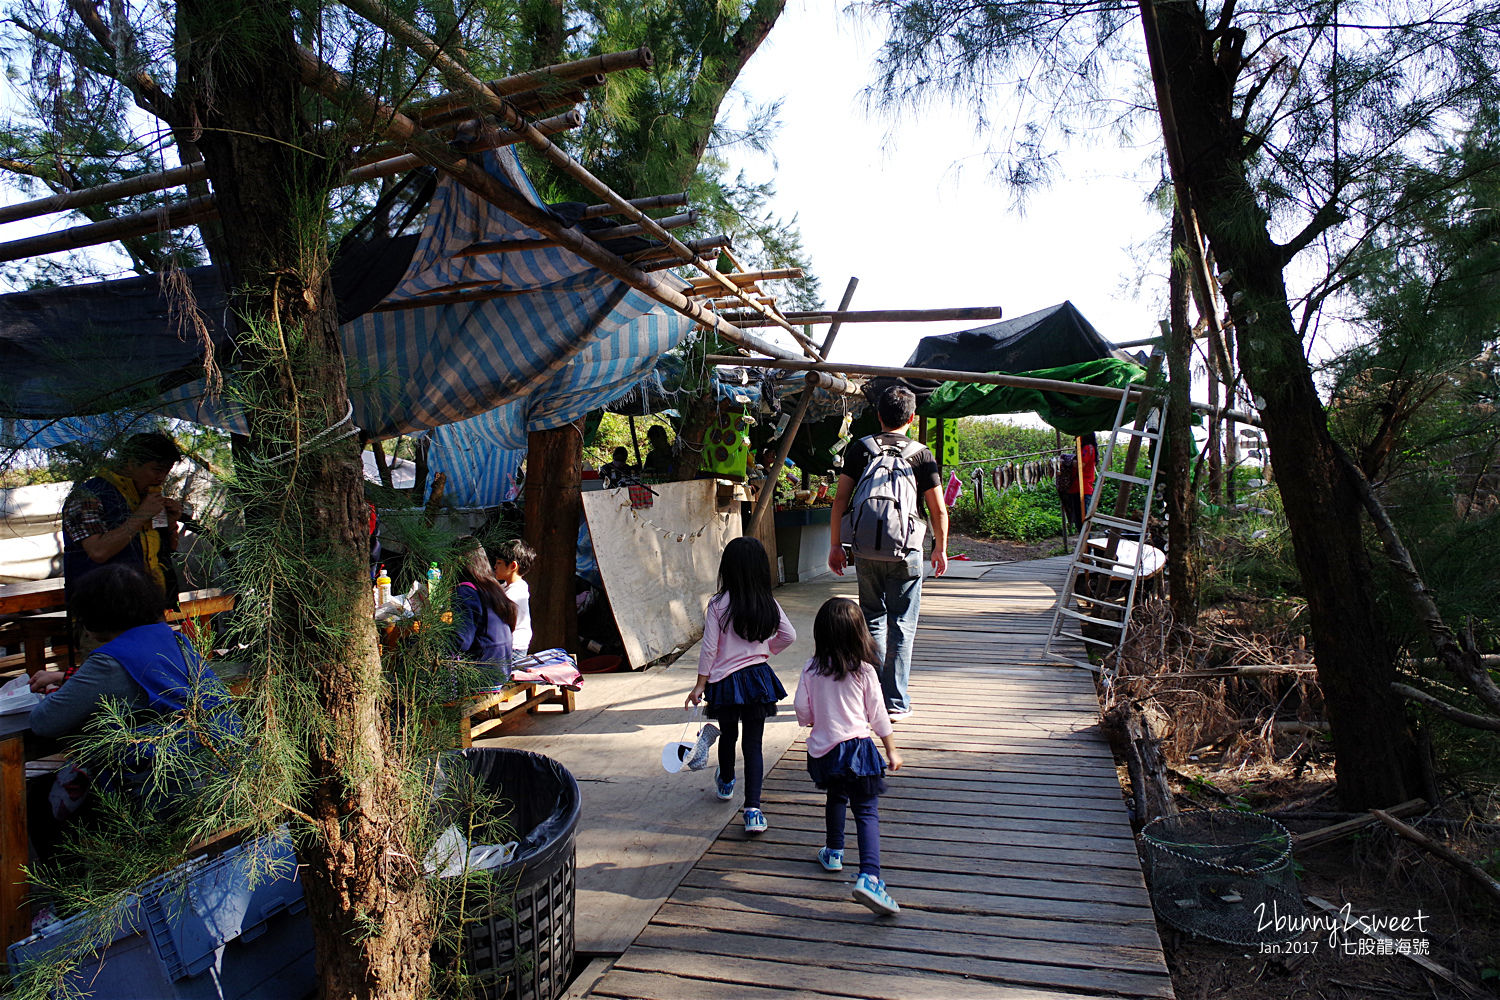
1044;380;1166;674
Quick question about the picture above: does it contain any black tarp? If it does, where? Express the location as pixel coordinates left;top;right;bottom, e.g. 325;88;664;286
904;300;1133;375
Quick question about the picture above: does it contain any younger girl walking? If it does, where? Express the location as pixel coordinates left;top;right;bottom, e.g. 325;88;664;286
794;597;904;915
686;536;795;833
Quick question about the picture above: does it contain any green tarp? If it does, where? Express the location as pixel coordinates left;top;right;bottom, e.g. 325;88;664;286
919;358;1150;435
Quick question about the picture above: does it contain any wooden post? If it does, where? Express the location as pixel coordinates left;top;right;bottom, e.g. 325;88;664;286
628;414;642;466
0;735;28;957
1056;428;1069;552
746;277;859;542
371;439;393;489
525;421;582;653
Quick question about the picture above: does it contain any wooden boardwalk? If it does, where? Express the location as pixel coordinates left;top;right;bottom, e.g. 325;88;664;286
584;557;1175;1000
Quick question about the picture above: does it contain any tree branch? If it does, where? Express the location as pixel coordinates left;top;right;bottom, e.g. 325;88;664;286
1336;444;1500;714
1279;196;1349;264
1392;683;1500;733
65;0;177;121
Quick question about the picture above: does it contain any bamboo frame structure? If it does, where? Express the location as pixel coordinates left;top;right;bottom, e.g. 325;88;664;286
717;306;1006;328
581;192;687;220
335;0;822;360
0;111;584;264
628;234;732;264
294;47;846;386
687;268;803;290
405;47;653;123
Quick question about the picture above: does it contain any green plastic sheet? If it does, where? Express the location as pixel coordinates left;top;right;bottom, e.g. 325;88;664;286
919;358;1150;435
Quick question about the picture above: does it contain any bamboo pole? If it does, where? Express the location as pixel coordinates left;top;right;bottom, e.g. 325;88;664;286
627;233;732;263
404;46;653;122
748;277;860;538
703;355;1153;403
0;195;216;264
0;112;584;262
334;0;817;357
581;192;688;220
639;253;714;273
0;162;207;226
294;47;843;381
688;268;804;289
717;306;1005;327
343;110;581;185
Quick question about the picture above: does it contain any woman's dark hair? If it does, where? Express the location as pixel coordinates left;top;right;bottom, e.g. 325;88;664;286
493;538;535;576
646;424;670;444
455;536;517;629
715;536;778;643
812;598;879;679
70;564;167;635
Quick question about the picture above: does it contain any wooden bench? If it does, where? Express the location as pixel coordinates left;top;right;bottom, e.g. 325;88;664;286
458;681;575;746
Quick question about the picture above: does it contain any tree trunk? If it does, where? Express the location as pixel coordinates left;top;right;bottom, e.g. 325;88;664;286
174;0;432;994
1153;1;1420;808
1165;214;1199;624
525;422;582;653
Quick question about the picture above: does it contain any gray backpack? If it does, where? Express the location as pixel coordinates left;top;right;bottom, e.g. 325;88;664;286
844;435;926;561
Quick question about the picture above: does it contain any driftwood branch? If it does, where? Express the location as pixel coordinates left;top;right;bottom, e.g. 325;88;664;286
1336;446;1500;714
1372;809;1500;906
1304;895;1482;995
1291;798;1425;852
1392;683;1500;732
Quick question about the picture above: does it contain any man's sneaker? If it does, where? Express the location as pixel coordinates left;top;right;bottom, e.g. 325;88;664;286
818;847;844;872
743;807;768;834
852;873;900;915
713;766;736;801
888;707;913;722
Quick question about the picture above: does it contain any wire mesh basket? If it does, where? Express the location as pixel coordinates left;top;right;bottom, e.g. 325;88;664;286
1140;810;1305;945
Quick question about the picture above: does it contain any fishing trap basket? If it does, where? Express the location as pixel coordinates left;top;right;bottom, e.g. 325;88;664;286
1140;810;1304;945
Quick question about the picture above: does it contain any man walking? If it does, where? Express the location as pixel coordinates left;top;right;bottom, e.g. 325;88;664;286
828;386;948;720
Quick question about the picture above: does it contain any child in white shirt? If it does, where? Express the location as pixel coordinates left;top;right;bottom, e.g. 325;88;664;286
493;538;536;656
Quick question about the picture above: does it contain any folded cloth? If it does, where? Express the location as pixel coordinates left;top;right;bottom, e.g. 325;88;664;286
508;648;584;689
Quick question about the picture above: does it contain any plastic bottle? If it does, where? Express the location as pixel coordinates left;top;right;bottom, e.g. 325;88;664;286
427;562;442;587
375;564;392;606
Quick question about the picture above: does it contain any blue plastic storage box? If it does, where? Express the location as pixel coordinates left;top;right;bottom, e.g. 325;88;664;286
7;831;315;1000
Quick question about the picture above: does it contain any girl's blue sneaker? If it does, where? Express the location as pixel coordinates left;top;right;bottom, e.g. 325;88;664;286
852;873;900;915
818;847;844;872
713;766;736;801
743;807;768;833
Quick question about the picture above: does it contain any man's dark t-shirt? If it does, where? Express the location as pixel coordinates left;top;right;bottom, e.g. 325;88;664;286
837;432;942;496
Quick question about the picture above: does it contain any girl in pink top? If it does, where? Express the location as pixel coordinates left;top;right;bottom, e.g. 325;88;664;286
794;597;905;916
686;537;795;833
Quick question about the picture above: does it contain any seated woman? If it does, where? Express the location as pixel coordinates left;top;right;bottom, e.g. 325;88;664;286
450;536;518;688
29;563;239;822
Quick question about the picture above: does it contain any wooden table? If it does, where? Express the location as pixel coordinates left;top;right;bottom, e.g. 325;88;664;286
0;581;235;677
0;711;55;956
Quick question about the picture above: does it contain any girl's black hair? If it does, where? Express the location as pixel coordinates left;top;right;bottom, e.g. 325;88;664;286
70;564;167;635
715;536;778;643
812;598;878;680
455;536;517;629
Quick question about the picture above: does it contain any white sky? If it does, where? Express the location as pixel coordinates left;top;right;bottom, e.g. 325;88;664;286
728;2;1170;369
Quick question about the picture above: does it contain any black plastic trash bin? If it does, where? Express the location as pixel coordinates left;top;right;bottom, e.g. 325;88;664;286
447;748;581;1000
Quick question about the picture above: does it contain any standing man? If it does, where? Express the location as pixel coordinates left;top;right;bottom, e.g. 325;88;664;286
61;431;183;611
828;386;948;720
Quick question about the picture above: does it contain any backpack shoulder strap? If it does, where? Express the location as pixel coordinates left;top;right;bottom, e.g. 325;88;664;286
860;435;882;459
895;438;923;461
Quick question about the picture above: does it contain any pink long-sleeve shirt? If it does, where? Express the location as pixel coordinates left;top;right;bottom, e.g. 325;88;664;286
794;659;893;759
696;593;796;682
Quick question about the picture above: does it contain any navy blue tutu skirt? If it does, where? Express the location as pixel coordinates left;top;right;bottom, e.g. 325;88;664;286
807;736;888;797
703;661;787;720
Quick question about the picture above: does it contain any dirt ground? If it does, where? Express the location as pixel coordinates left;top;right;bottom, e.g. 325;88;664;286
1149;759;1500;999
946;531;1058;563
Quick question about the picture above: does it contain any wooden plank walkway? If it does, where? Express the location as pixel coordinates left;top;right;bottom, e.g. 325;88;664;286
585;556;1175;1000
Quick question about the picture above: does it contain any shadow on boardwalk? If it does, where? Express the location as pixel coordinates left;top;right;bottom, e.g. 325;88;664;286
581;557;1175;1000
